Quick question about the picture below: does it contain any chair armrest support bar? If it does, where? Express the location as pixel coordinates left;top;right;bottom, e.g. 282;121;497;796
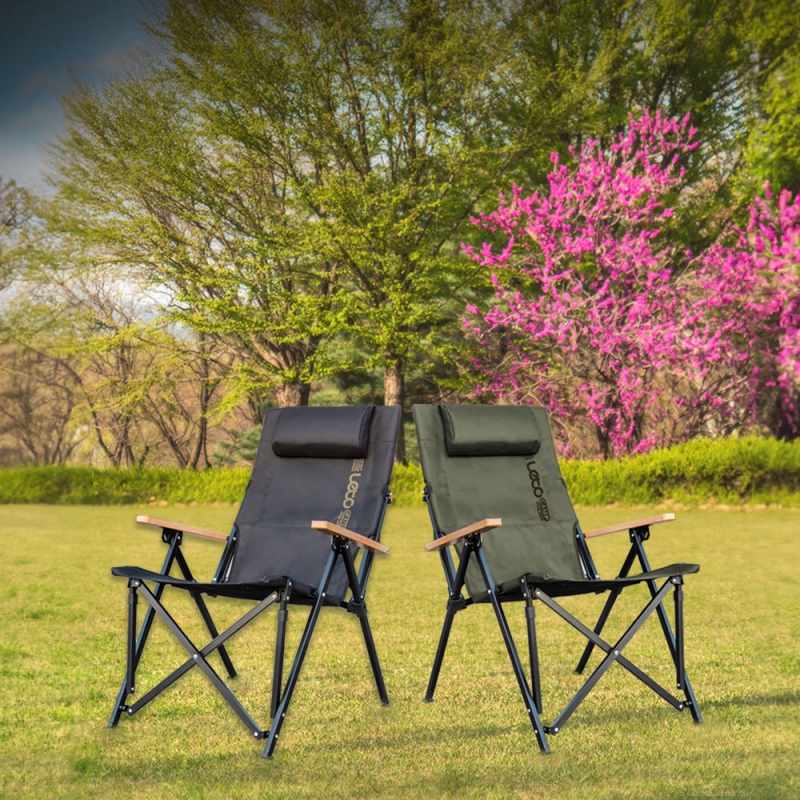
425;518;503;552
582;513;675;539
311;521;389;554
135;515;229;542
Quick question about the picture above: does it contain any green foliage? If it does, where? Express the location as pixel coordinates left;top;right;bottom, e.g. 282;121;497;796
743;0;800;194
211;428;262;468
389;461;424;507
563;437;800;506
0;466;250;505
2;437;799;507
0;177;32;290
396;437;800;508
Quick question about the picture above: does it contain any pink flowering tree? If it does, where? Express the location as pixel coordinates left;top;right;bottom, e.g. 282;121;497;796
702;188;800;440
464;111;800;458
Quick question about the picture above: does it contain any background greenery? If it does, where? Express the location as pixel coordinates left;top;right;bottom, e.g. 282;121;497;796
3;0;800;467
0;504;797;799
2;436;799;507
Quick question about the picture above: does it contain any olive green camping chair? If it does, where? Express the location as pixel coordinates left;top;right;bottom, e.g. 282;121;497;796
414;404;702;753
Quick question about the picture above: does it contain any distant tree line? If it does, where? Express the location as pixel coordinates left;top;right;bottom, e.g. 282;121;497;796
1;0;799;465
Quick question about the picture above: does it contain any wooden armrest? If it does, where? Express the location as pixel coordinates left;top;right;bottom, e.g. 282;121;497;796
425;518;503;552
136;515;229;542
311;521;389;554
582;513;675;539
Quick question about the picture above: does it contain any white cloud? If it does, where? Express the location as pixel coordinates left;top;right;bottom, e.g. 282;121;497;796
0;137;50;191
6;98;65;135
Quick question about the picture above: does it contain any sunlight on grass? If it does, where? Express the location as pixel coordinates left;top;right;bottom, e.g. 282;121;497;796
0;505;798;798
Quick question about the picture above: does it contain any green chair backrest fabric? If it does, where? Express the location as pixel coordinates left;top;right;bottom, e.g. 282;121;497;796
414;404;587;597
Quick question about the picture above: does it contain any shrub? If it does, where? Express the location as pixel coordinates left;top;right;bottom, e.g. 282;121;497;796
1;437;798;508
562;437;800;506
0;466;250;505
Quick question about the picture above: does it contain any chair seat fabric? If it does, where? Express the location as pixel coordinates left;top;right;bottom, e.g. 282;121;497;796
468;562;700;602
110;565;323;602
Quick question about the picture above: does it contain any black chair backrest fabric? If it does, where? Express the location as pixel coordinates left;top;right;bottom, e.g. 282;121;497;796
226;405;400;602
414;404;586;598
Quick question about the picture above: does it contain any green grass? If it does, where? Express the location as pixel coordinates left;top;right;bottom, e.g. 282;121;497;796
1;505;798;798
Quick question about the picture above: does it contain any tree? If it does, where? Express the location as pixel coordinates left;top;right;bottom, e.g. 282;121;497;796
137;0;555;461
46;0;797;464
0;178;32;289
51;74;338;411
743;0;800;194
700;186;800;438
0;345;83;466
464;112;799;458
1;254;239;468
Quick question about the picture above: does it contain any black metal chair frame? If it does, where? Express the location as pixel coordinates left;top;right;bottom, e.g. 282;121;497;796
423;494;703;754
108;498;391;759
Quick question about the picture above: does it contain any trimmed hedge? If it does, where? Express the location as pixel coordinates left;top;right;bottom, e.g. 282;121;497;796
0;466;251;506
562;435;800;506
393;437;800;507
1;437;799;507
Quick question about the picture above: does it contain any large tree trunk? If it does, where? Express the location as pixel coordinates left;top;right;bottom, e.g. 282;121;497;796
384;357;406;464
276;381;311;407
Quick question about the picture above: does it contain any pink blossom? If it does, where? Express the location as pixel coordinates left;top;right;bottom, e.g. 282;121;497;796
464;112;800;458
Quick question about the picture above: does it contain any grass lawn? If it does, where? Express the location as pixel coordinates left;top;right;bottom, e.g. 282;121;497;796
0;504;798;799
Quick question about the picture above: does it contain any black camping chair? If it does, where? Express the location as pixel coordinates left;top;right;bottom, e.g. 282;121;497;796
414;404;702;753
108;405;400;758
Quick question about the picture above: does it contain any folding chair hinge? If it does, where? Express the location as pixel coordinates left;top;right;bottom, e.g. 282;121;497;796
543;725;561;735
629;527;650;542
162;529;183;546
446;595;467;613
346;597;367;617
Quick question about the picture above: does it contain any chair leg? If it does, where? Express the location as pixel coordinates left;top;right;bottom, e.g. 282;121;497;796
654;581;703;722
475;546;550;754
262;548;339;759
575;589;620;674
522;578;542;715
136;581;265;737
174;548;237;678
424;602;459;702
576;547;637;673
125;582;138;696
632;536;703;724
109;594;159;726
353;602;390;705
186;592;236;678
424;539;472;703
122;589;278;720
536;579;674;733
271;588;290;718
342;546;390;705
674;577;685;690
108;539;180;728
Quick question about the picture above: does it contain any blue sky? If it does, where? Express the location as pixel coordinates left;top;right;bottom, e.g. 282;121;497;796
0;0;155;191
